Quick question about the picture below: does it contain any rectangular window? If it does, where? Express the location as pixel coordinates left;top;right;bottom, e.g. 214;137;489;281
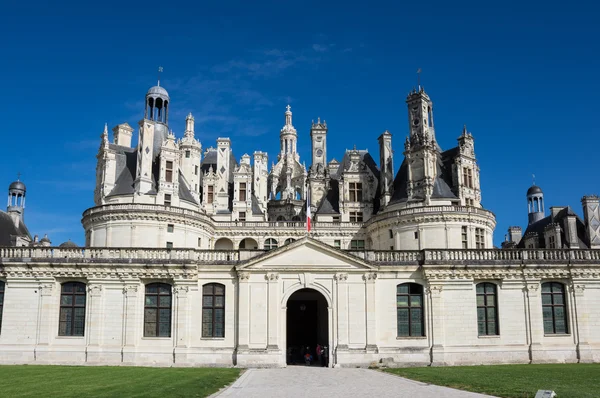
461;226;468;249
477;283;499;336
195;165;198;175
542;282;568;334
197;237;202;248
144;283;172;337
59;282;86;337
239;182;247;201
475;228;485;249
332;215;340;222
397;283;425;337
350;211;363;223
334;240;341;249
549;235;556;249
389;229;394;239
202;284;225;338
164;194;171;206
167;224;174;233
390;246;394;250
463;167;473;189
349;182;363;202
207;186;214;204
0;281;4;333
239;212;246;222
185;150;190;158
165;161;173;183
166;242;173;249
350;240;365;250
414;231;419;240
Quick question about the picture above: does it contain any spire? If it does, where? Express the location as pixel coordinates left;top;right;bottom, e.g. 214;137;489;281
462;124;468;136
101;123;109;149
285;104;292;126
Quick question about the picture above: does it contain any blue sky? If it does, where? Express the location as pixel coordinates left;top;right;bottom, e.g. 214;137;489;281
1;0;598;247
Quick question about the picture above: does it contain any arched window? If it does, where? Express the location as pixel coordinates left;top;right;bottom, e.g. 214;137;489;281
264;238;278;250
276;216;286;221
202;283;225;338
59;282;86;336
0;281;5;332
397;283;424;337
284;238;295;245
542;282;568;334
476;283;499;336
144;283;172;337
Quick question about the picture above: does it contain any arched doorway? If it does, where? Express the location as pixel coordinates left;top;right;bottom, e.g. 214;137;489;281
286;288;329;366
214;238;234;250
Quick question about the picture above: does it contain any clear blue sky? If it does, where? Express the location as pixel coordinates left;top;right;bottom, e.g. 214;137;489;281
1;0;598;247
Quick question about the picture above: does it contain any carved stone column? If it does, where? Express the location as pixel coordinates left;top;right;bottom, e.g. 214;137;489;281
266;273;280;350
173;285;191;349
37;282;55;346
334;273;349;351
86;284;104;347
363;272;378;352
237;272;250;350
569;283;592;362
426;284;445;365
122;285;139;351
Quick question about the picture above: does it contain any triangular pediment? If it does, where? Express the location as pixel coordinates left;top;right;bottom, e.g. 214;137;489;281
238;237;374;270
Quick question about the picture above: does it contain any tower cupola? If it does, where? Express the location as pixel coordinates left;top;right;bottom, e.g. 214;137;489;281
527;184;545;225
7;176;26;225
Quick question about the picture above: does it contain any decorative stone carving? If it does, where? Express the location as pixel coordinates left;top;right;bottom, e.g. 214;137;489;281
426;285;443;296
362;272;378;282
88;284;103;296
570;283;585;296
123;285;139;296
265;273;279;281
238;272;250;281
40;283;54;296
334;273;348;282
174;285;190;296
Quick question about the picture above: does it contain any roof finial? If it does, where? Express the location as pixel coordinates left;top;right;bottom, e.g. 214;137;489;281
16;172;21;181
532;173;536;185
417;68;422;90
286;104;291;113
157;66;163;87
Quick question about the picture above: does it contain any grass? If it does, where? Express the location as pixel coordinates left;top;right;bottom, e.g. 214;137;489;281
385;363;600;397
0;365;241;398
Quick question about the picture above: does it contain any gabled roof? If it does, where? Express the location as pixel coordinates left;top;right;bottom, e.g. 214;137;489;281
237;236;374;270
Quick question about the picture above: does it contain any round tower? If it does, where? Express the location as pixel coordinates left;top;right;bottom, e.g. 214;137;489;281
144;77;170;159
527;185;544;225
7;178;26;218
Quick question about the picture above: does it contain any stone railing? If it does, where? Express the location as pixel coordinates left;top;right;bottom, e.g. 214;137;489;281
2;246;600;266
366;205;496;226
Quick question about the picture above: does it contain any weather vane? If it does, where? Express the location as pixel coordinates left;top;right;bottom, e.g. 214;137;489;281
417;68;422;88
532;173;536;185
157;66;163;86
17;172;21;181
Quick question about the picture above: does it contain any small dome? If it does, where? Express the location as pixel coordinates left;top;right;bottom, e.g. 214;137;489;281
59;240;78;248
527;185;543;196
40;235;51;243
146;85;169;99
9;180;26;191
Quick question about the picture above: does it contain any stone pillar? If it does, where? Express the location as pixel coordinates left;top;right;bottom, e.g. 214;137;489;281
334;273;349;353
427;284;445;365
524;281;544;362
363;272;378;352
174;285;191;348
266;273;279;350
237;272;250;350
569;283;592;362
86;284;104;347
37;282;56;347
122;284;140;362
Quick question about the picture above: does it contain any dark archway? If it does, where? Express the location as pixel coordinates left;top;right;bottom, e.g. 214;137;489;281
286;288;329;366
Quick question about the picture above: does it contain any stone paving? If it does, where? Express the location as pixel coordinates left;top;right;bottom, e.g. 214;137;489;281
214;366;496;397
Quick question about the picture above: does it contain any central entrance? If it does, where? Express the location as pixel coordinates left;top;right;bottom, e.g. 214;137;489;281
286;288;329;366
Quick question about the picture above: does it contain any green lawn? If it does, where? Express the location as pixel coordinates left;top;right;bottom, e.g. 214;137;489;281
385;364;600;397
0;365;241;398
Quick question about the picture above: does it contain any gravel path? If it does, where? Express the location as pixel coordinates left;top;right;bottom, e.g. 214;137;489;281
214;366;496;397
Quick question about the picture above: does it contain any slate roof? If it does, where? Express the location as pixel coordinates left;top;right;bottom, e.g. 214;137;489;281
251;194;264;215
178;173;198;205
316;179;340;215
0;211;31;246
107;145;143;197
389;146;458;205
517;206;588;249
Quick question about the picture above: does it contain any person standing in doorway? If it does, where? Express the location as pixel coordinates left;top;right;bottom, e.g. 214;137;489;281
316;344;322;365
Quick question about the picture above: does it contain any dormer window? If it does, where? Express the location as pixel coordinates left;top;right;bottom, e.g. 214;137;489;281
349;182;363;202
165;161;173;183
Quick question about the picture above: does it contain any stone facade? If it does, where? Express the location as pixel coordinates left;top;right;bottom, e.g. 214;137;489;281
0;240;599;367
0;80;599;368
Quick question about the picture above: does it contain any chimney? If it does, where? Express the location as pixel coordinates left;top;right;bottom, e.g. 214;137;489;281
112;123;134;148
508;226;522;244
544;223;562;249
564;214;580;249
581;195;600;249
550;206;566;221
